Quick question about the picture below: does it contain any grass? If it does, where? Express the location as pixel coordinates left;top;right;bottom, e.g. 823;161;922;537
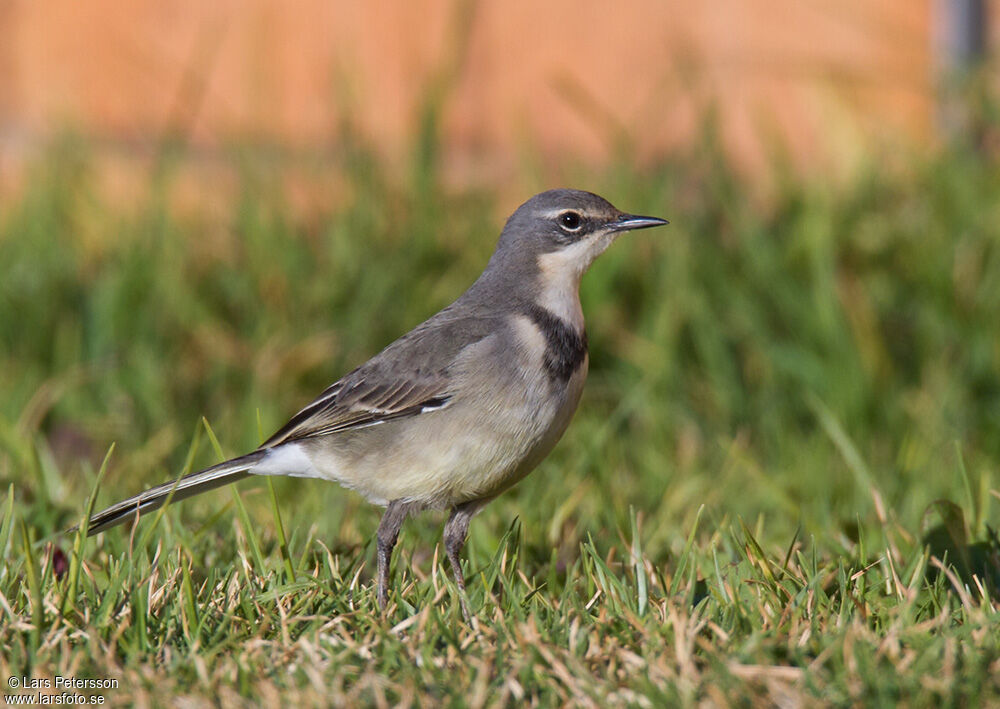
2;118;1000;706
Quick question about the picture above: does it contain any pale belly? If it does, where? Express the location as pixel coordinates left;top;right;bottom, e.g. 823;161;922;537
291;355;588;510
252;314;589;510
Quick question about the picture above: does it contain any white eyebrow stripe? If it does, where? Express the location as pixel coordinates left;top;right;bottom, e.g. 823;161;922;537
538;208;584;219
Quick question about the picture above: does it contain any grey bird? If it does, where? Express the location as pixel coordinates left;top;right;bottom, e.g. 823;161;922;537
84;189;668;610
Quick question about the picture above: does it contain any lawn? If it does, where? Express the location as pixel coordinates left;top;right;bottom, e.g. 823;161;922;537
1;125;999;706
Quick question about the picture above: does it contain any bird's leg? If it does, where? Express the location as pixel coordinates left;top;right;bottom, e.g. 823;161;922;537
443;502;480;618
376;499;414;610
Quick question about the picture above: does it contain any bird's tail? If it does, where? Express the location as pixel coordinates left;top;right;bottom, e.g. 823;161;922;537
85;450;267;536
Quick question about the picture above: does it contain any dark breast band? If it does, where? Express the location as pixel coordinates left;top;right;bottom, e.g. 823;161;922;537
523;303;588;383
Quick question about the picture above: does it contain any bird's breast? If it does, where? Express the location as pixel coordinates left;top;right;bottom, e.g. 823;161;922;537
465;310;588;488
300;314;589;509
520;303;588;383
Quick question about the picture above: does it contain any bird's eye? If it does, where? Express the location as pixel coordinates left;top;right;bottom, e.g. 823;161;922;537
559;211;582;231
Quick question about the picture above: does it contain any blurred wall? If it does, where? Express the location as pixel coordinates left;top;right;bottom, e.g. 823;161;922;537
0;0;960;195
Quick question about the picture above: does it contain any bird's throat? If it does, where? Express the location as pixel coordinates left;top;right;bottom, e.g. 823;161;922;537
535;249;587;332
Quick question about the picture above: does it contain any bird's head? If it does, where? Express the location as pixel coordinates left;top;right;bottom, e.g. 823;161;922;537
490;189;668;285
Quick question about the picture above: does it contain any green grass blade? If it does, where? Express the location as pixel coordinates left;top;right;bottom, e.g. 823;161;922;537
670;504;704;596
267;477;295;585
61;442;115;616
0;482;14;564
20;522;43;653
629;506;648;616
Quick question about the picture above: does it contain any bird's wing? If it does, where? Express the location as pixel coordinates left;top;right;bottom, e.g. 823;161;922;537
259;309;501;448
260;368;453;447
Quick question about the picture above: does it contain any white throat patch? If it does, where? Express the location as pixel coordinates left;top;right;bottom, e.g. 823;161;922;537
535;233;616;329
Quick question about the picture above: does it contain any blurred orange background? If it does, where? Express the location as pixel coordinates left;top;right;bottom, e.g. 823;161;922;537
0;0;994;203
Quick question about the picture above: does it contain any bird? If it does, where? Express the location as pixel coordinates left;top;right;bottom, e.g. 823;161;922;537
84;189;668;611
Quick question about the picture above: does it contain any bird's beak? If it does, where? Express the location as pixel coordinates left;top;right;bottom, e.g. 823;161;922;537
609;214;670;232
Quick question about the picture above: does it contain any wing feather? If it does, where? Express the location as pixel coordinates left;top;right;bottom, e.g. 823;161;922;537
259;307;502;448
260;368;452;447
